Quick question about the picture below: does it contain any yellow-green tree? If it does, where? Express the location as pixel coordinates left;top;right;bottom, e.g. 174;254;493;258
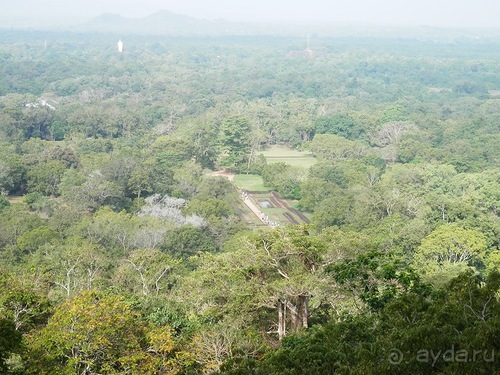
26;291;176;375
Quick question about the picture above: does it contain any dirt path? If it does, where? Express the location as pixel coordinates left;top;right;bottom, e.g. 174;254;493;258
241;193;271;226
210;170;235;181
210;170;272;226
210;170;306;227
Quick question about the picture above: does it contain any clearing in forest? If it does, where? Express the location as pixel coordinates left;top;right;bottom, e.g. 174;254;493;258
259;145;316;168
7;196;24;204
218;146;314;227
233;174;267;191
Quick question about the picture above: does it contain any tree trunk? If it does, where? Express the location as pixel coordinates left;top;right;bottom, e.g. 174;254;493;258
299;295;309;329
277;296;309;339
278;299;286;340
286;295;309;333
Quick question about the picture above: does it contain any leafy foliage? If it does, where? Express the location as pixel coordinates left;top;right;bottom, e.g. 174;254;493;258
0;30;498;374
227;271;500;375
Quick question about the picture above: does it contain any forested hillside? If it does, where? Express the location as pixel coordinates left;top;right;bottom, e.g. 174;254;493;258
0;30;498;374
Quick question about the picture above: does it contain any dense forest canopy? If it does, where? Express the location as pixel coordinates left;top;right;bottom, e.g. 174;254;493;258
0;29;498;374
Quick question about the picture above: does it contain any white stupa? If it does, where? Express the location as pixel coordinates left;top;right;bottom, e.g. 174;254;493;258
117;40;123;53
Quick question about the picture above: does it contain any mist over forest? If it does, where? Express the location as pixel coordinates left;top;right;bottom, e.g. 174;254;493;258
0;8;499;375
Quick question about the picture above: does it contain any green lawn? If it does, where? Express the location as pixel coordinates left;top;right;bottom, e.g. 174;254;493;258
233;174;269;191
260;145;312;157
266;157;317;168
260;145;316;168
7;195;24;204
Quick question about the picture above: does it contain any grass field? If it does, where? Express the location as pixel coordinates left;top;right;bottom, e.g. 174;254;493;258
7;195;24;204
260;145;316;168
233;174;269;191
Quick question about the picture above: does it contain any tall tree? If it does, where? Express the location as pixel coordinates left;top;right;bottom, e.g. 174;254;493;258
218;116;252;171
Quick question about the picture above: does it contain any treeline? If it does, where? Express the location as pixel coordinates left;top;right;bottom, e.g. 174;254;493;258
0;31;498;374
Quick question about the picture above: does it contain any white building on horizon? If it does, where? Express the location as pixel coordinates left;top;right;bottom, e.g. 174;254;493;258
117;40;123;53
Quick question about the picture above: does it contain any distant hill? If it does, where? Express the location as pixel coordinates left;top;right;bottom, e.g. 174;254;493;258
90;13;130;26
4;9;499;39
75;10;261;36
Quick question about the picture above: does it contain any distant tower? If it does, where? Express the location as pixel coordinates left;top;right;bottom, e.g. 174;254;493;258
305;33;312;56
117;40;123;53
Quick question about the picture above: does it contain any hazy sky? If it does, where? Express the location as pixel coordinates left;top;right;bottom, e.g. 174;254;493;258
2;0;499;28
